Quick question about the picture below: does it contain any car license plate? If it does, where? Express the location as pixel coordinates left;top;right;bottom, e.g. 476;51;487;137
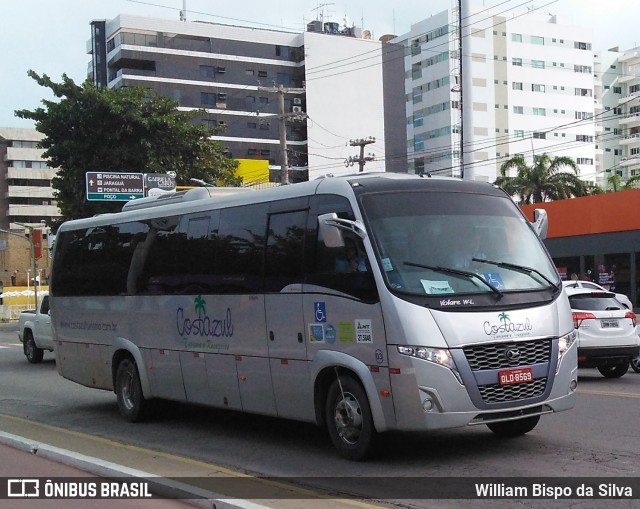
498;367;533;385
600;319;619;328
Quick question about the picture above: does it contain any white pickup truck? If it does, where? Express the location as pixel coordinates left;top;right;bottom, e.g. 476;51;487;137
18;293;53;363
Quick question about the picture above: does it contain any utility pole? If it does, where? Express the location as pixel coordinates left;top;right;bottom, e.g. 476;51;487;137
347;137;376;172
258;84;306;185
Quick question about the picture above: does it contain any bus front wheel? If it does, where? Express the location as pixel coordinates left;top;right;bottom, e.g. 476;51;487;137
115;358;147;422
325;375;376;461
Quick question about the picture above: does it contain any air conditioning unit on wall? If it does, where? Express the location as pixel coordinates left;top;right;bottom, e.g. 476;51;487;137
293;97;302;105
292;106;302;113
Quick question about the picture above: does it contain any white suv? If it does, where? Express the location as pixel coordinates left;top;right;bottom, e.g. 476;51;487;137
563;280;633;310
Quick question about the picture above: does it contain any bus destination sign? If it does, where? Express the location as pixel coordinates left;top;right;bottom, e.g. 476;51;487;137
86;172;145;201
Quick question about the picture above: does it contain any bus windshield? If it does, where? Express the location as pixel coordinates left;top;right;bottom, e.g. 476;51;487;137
361;190;560;297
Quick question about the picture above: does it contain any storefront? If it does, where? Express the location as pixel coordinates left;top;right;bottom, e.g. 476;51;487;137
520;189;640;309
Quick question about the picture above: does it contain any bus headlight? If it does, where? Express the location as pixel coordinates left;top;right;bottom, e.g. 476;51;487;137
397;346;463;384
557;330;577;372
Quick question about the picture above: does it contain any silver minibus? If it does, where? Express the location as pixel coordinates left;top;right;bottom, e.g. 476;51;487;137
50;173;577;460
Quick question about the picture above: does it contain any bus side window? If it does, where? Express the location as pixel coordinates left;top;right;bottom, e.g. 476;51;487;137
305;195;378;303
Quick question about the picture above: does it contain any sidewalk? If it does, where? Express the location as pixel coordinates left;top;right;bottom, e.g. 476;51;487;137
0;432;226;509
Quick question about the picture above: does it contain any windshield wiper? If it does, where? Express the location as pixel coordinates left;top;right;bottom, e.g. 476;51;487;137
472;257;560;291
403;261;503;299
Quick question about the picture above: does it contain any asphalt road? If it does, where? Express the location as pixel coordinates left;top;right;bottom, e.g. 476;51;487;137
1;321;640;509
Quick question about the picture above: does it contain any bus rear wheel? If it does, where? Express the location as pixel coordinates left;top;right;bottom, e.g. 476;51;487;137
487;415;540;437
325;375;376;461
115;358;147;422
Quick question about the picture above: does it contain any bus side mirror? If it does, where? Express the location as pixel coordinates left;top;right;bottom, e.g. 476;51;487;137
318;213;367;248
533;209;548;240
318;213;345;248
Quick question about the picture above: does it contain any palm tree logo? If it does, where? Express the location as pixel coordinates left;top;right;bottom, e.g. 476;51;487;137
498;312;510;325
194;295;206;318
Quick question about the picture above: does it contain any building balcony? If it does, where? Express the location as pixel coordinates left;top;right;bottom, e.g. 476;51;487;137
620;113;640;126
620;133;640;146
617;90;640;105
619;49;640;63
7;204;60;217
620;156;640;167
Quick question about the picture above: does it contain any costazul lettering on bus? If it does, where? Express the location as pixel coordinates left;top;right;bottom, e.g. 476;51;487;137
176;296;234;338
483;313;532;338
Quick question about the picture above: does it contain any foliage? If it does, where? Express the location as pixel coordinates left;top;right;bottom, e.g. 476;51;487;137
606;172;640;192
494;153;588;204
16;71;241;228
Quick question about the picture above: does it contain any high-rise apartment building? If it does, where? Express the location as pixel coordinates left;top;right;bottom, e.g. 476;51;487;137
89;15;387;182
391;8;599;184
0;127;60;229
616;47;640;181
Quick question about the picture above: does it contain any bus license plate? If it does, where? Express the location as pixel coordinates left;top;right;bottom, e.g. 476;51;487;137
600;319;619;328
498;367;533;385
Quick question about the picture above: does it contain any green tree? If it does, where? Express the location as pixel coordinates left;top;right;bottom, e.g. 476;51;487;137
606;172;640;192
16;71;241;227
494;153;588;204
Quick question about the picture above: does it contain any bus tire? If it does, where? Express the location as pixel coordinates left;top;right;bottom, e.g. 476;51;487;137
325;375;376;461
487;415;540;437
597;362;629;378
24;331;44;364
115;358;147;422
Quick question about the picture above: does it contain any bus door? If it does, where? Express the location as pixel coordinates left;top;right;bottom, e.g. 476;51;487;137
264;203;314;421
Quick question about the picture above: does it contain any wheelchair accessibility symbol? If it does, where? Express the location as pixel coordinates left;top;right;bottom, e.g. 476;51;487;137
315;302;327;322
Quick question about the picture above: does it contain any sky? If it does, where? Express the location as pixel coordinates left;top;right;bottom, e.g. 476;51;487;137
1;0;638;128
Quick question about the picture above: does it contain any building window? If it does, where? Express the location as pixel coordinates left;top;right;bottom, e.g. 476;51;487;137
513;82;523;90
201;92;217;105
532;60;545;69
513;106;524;114
575;88;592;97
200;65;215;77
576;134;593;142
532;84;545;92
512;58;522;66
247;122;257;129
275;45;289;58
245;69;255;76
258;70;268;78
531;35;544;45
216;66;226;73
512;33;522;42
533;132;546;139
514;130;524;138
576;158;594;165
574;41;591;50
613;86;622;94
533;107;546;116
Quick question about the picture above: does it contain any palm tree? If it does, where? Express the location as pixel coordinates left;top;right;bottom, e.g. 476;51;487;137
494;153;588;204
607;172;640;192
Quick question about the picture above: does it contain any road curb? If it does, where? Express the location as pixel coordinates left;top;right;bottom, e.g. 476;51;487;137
0;430;270;509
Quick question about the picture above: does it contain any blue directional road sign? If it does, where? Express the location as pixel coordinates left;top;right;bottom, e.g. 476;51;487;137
86;172;145;201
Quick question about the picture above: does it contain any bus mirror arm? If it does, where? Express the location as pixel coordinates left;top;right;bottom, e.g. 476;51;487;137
532;209;548;240
318;213;367;248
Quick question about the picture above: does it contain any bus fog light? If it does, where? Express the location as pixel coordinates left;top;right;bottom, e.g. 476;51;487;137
422;397;434;412
570;379;577;391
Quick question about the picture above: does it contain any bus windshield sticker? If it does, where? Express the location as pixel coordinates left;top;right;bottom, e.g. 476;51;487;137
309;324;325;343
355;319;372;343
421;280;454;294
382;257;393;271
483;272;505;289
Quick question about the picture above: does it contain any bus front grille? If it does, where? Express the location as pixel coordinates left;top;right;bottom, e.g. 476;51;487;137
478;377;547;403
463;338;551;371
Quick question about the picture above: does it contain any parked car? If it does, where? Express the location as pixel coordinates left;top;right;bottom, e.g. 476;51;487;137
18;293;53;363
562;280;633;310
565;287;639;378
